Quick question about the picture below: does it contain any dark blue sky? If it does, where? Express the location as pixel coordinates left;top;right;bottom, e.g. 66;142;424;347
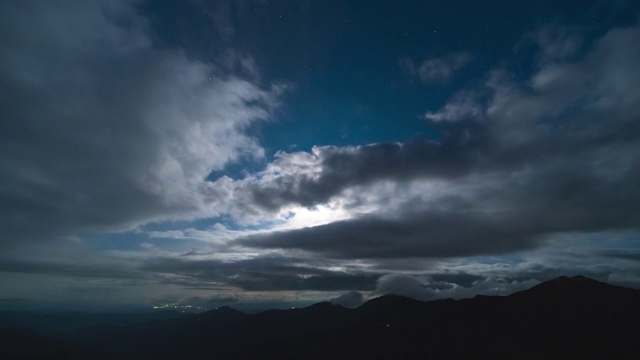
145;0;638;153
1;0;639;311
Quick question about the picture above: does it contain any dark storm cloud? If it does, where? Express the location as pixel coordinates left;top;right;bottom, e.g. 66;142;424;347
0;1;280;247
143;256;377;291
234;23;640;259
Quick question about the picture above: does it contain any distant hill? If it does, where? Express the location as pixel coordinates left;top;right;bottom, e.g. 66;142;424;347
1;276;638;359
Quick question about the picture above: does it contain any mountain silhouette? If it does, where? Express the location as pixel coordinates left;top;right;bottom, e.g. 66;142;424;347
1;276;638;359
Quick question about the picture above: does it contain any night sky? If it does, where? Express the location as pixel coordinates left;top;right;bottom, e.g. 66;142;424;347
1;0;640;311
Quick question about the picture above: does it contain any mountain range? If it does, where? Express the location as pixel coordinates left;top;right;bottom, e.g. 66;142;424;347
1;275;639;359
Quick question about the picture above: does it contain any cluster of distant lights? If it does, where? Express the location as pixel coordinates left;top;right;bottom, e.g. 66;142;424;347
152;304;303;312
152;304;208;312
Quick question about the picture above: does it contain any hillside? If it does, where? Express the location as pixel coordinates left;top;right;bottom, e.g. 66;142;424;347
1;276;639;359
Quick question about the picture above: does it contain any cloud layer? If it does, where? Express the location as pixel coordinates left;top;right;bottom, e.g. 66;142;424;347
227;23;640;261
1;2;639;309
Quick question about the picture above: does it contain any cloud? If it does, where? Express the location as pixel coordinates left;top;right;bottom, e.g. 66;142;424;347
518;25;585;65
238;209;543;259
402;52;472;84
2;2;639;308
329;291;364;308
373;274;431;300
142;255;378;291
207;138;475;226
599;250;640;262
372;273;540;301
0;1;283;247
424;90;484;122
231;23;640;260
0;252;142;281
252;140;471;204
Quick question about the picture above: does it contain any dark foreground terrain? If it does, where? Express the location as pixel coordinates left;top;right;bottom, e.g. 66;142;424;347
1;275;639;359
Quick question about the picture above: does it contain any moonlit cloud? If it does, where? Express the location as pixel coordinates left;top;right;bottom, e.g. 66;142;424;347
233;23;640;264
423;90;484;122
0;1;284;246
